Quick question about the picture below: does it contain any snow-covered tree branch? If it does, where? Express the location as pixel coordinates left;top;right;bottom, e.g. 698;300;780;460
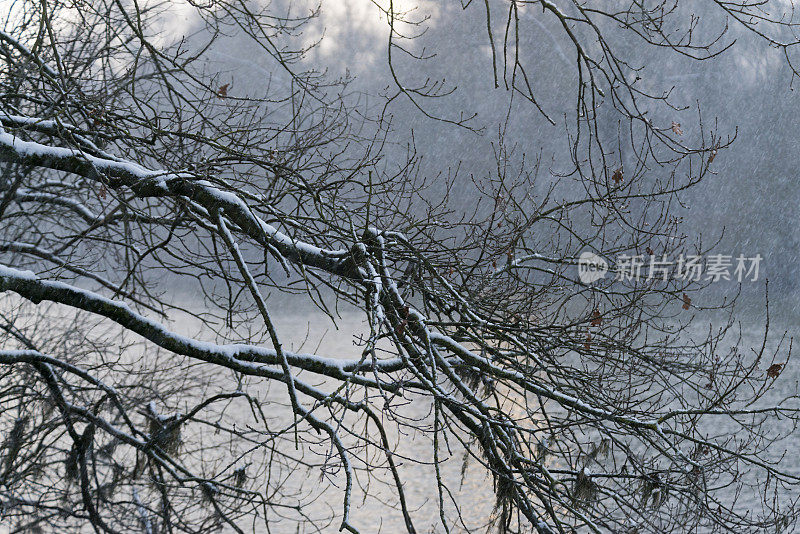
0;0;799;533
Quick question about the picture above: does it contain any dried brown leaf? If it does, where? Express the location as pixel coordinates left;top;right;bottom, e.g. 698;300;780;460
767;363;785;379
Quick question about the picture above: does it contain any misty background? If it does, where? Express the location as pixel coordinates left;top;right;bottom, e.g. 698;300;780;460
159;0;799;330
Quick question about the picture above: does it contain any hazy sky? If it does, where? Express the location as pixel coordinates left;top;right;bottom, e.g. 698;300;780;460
159;0;800;326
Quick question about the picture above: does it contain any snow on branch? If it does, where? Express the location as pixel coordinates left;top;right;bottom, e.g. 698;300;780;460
0;127;360;280
0;264;404;383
